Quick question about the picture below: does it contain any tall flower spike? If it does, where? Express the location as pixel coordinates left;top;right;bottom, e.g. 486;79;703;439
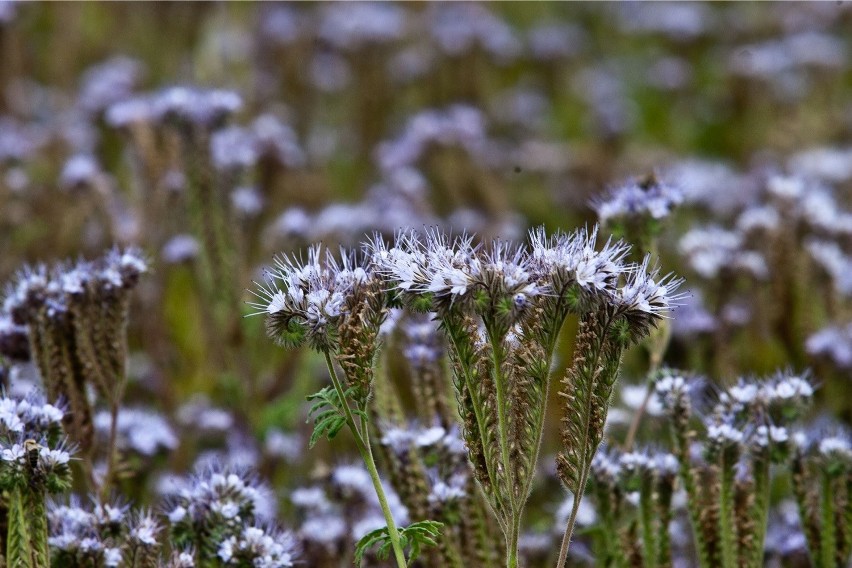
252;244;425;568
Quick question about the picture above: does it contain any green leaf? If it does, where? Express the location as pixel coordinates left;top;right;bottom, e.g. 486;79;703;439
353;520;444;567
305;385;357;448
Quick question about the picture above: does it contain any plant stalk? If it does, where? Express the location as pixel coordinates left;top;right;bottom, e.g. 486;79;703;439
640;477;658;568
556;478;588;568
324;352;407;568
719;449;737;568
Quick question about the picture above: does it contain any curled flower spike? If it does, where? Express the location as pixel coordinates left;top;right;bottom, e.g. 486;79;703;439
249;245;371;351
611;256;686;341
527;225;629;301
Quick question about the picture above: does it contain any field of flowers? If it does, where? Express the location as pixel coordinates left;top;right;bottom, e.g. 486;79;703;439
1;2;851;567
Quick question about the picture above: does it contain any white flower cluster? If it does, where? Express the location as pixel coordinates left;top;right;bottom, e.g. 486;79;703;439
210;114;305;172
256;226;681;349
380;424;452;455
428;473;468;505
706;422;745;446
592;175;684;224
617;449;678;480
48;500;128;566
3;248;147;324
292;465;409;550
105;86;242;129
251;245;370;347
818;435;852;461
755;425;790;448
127;512;161;547
619;450;653;475
218;525;296;567
0;393;63;435
718;373;814;414
653;371;693;413
318;2;406;49
165;468;267;527
374;226;681;325
1;441;72;476
806;323;852;369
590;448;622;483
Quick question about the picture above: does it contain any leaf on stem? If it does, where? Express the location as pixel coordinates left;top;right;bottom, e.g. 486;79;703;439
305;386;366;448
354;520;444;567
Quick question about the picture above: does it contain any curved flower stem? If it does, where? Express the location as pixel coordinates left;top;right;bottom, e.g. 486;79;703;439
557;314;617;568
323;352;407;568
556;477;588;568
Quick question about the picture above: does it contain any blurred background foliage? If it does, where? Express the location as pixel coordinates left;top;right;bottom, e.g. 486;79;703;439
1;2;851;564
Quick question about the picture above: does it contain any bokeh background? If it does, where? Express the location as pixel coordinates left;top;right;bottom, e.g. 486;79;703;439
1;2;851;565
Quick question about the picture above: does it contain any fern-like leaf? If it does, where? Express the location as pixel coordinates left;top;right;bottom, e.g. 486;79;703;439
354;520;444;567
306;386;364;448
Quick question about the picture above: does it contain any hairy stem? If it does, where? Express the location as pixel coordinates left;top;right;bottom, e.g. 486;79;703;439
751;453;770;567
556;478;588;568
719;449;737;568
324;352;406;568
487;331;515;510
445;321;500;509
821;471;837;568
506;517;520;568
657;485;673;568
670;421;711;567
101;401;120;501
640;477;658;568
791;453;821;567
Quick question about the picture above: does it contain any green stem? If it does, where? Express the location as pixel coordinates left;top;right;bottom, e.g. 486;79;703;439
506;517;520;568
7;488;34;568
487;332;515;511
791;453;821;567
593;481;624;567
656;485;673;568
751;454;770;567
821;471;837;568
445;323;500;512
719;449;737;568
323;352;407;568
556;477;588;568
670;423;711;568
640;477;658;568
101;401;120;501
28;488;49;568
556;315;614;568
487;330;525;567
